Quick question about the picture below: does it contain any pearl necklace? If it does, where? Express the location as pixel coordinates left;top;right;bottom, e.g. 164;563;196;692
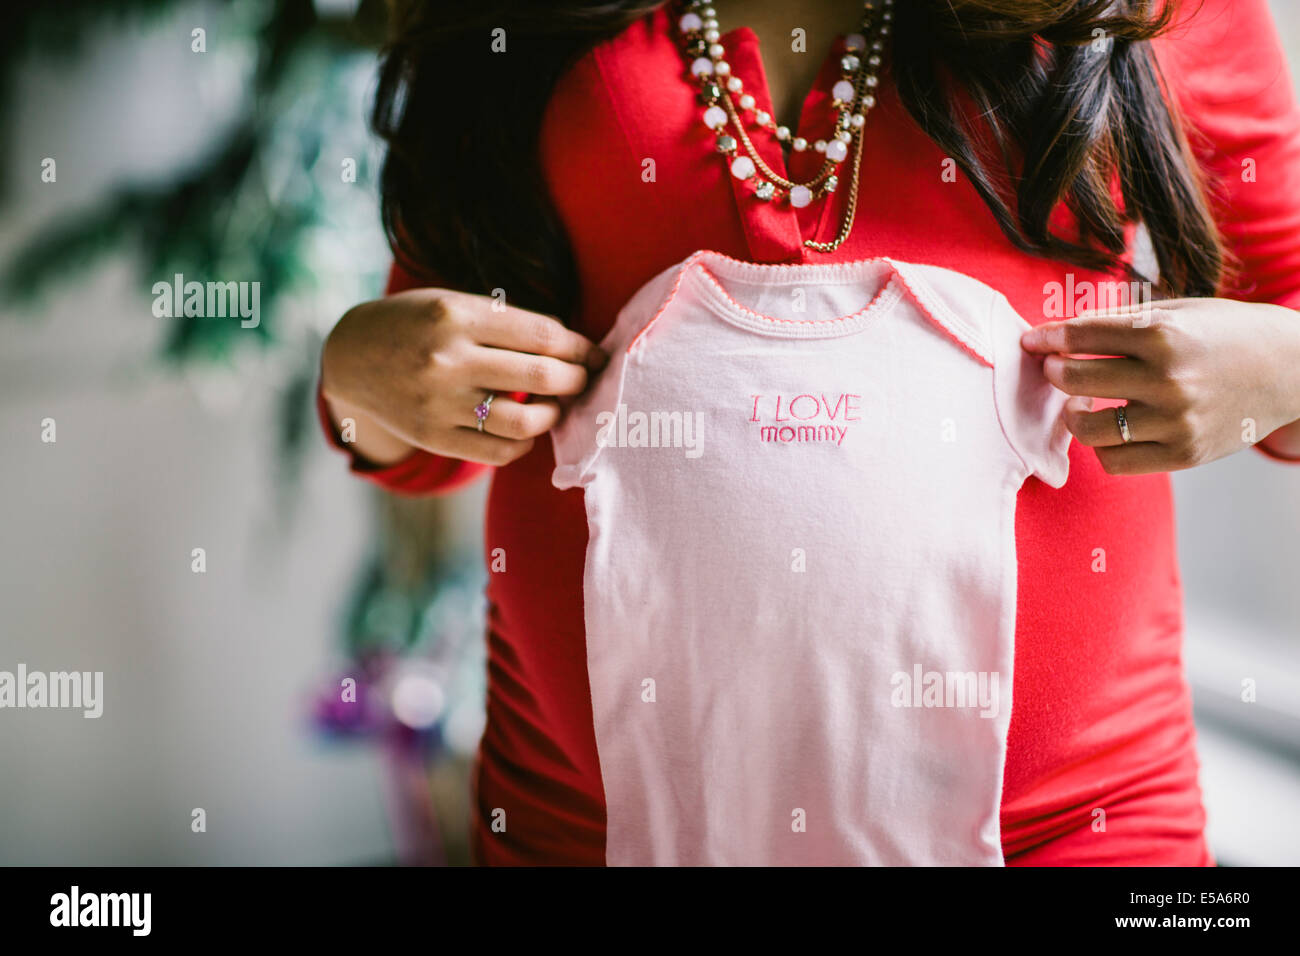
676;0;892;252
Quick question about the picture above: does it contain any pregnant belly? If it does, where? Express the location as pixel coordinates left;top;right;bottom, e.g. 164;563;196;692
473;430;1207;864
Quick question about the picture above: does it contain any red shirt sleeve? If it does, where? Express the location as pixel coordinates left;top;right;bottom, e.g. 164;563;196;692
315;259;492;495
1155;0;1300;462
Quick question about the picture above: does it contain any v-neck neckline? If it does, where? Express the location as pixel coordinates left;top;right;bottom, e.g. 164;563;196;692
719;25;847;186
713;24;853;261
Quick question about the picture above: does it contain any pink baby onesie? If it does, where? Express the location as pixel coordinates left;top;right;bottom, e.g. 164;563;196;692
550;250;1072;866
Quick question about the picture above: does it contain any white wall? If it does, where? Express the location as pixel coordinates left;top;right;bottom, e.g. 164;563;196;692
0;4;393;864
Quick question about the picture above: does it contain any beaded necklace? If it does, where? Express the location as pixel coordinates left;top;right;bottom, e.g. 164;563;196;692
675;0;893;252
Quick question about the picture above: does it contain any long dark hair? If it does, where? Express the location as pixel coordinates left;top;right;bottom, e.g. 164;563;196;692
373;0;1225;323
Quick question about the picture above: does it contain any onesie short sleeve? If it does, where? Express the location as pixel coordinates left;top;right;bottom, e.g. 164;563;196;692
551;261;686;489
989;293;1073;489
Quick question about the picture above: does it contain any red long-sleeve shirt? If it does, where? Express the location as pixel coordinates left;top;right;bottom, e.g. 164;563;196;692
320;0;1300;864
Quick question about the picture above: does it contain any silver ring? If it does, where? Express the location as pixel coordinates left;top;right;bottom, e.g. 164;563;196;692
1115;404;1133;443
474;392;495;433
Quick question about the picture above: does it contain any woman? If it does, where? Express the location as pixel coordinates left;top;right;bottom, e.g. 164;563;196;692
318;0;1300;864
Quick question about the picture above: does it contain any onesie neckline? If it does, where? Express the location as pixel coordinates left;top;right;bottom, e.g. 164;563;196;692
683;250;906;339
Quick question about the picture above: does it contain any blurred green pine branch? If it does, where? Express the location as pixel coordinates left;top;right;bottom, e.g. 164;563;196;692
0;0;391;498
1;0;388;354
0;2;466;670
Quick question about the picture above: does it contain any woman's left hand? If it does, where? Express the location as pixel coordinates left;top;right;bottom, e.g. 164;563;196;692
1020;297;1300;475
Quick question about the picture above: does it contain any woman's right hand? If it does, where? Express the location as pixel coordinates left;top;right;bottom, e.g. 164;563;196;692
320;288;607;467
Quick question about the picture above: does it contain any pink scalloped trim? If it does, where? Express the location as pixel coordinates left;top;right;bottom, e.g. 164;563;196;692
690;262;901;328
625;250;997;367
626;250;708;354
886;262;995;369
